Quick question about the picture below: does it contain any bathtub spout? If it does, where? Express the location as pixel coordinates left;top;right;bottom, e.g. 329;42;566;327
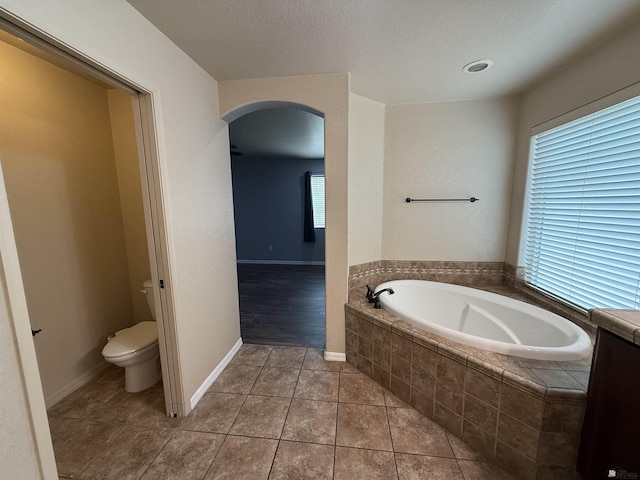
366;286;395;309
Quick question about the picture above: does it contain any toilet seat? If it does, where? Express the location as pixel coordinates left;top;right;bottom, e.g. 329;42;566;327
102;321;158;359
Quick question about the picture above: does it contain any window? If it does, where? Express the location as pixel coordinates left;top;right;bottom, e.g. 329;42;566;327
310;174;325;228
523;93;640;311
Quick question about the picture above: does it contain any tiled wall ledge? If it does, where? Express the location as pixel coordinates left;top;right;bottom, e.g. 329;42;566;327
344;299;593;480
348;260;505;292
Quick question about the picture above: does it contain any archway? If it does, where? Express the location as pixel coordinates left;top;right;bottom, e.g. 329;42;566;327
219;74;349;358
229;105;326;348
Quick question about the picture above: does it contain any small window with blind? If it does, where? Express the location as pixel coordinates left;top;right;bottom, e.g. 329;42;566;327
310;174;325;228
523;91;640;311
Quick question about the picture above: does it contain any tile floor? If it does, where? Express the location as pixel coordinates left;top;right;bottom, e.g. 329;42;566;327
50;344;516;480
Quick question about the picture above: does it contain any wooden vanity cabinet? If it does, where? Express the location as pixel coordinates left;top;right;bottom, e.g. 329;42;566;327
577;328;640;479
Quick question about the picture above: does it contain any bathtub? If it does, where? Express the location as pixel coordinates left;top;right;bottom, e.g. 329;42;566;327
375;280;591;361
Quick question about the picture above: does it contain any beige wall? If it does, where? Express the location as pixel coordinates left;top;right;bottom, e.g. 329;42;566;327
348;93;385;265
0;0;240;457
219;74;350;355
108;89;152;322
382;98;519;261
505;19;640;265
0;39;135;405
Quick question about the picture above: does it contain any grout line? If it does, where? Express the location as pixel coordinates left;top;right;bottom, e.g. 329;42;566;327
333;367;342;479
201;433;231;480
266;439;281;479
278;368;299;441
444;430;468;480
384;402;400;478
135;430;174;480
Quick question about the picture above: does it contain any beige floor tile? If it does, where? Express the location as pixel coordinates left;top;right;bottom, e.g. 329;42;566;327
341;362;361;374
229;395;290;438
281;398;337;444
268;440;334;480
395;453;463;479
250;367;300;397
80;424;172;480
457;459;517;480
92;387;181;429
141;430;225;480
204;435;278;480
339;373;386;405
50;418;121;477
47;381;122;419
294;370;339;401
446;432;486;461
336;403;393;451
50;343;506;480
180;392;247;433
84;461;154;480
387;407;454;457
302;348;342;371
48;416;76;445
231;344;274;366
266;346;307;368
334;447;398;480
94;364;125;385
209;364;262;394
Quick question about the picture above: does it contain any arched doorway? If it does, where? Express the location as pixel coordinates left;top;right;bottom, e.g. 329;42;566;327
219;77;350;360
228;106;326;348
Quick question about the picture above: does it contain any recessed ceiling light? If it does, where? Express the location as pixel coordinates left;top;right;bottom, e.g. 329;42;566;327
463;59;493;73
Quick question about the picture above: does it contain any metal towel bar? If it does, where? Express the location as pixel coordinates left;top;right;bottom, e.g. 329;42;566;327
405;197;479;203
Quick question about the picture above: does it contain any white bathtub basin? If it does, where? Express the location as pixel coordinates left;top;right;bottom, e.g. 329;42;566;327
376;280;591;361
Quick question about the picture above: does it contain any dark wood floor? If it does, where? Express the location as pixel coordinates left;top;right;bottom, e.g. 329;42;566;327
237;264;326;348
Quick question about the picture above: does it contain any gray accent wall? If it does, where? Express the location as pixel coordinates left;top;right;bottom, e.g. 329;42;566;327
231;155;325;263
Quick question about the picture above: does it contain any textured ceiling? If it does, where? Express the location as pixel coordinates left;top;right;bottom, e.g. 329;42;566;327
229;108;324;159
127;0;640;104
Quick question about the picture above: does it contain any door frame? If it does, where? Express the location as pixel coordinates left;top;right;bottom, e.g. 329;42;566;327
132;93;183;416
0;158;56;480
0;11;183;476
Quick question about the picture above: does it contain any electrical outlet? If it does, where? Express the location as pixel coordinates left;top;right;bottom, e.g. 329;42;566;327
268;245;273;251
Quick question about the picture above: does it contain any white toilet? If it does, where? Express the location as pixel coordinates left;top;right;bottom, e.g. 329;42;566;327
102;280;161;393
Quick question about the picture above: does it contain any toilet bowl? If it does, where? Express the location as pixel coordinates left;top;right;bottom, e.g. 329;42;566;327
101;280;161;393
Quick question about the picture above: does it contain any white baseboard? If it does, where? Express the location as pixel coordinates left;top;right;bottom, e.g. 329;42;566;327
45;362;111;409
237;260;325;265
190;337;243;410
324;351;346;362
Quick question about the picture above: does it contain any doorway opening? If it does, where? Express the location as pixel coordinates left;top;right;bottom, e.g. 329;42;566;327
0;13;181;461
229;107;326;348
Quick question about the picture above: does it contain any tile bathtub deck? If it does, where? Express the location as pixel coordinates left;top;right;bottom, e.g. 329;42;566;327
50;344;516;480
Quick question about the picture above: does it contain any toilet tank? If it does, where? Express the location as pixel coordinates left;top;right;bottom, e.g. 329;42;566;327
142;280;156;320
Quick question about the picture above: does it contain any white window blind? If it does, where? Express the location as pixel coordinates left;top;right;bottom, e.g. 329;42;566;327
524;94;640;311
310;174;325;228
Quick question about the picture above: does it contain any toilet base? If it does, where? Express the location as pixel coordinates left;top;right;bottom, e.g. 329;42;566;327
125;354;161;393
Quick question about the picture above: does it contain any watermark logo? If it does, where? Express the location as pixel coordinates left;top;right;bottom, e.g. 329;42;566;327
608;468;639;479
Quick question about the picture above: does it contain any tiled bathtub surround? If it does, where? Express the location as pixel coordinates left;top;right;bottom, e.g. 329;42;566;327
349;260;597;335
344;299;592;480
